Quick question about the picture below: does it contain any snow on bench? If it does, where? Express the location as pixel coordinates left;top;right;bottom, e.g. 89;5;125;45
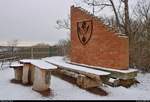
67;61;138;74
20;59;35;64
31;60;57;91
20;59;57;70
31;60;57;70
19;59;36;84
42;56;110;76
42;56;111;88
19;59;57;91
10;62;23;68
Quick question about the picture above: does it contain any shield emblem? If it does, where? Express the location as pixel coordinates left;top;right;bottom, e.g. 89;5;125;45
77;20;93;45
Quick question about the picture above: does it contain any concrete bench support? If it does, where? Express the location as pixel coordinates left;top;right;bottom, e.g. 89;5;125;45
33;67;51;91
10;63;23;81
77;74;101;89
14;67;23;81
22;64;30;84
31;60;57;92
20;59;35;85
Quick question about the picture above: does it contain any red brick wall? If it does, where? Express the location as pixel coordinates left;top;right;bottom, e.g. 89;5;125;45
70;6;129;70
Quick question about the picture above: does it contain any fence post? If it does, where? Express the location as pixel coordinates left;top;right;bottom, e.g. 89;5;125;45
31;47;34;59
48;47;51;57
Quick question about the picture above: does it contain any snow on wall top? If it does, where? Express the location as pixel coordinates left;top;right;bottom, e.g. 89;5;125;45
42;56;110;76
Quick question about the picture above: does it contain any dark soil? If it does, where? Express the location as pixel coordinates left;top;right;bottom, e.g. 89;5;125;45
10;79;33;87
10;79;22;84
32;88;54;97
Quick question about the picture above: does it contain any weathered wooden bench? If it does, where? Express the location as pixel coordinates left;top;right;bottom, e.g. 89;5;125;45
31;60;57;92
42;57;110;89
10;62;23;81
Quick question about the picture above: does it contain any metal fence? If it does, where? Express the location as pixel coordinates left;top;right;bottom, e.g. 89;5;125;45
0;46;60;59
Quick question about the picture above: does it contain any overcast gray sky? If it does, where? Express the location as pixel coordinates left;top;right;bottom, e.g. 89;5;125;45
0;0;74;46
0;0;139;46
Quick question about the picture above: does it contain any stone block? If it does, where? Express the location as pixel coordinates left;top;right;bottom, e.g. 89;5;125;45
33;67;51;92
14;67;23;81
76;74;101;89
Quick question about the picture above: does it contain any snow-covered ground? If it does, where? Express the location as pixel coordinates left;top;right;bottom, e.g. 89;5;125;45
0;64;150;100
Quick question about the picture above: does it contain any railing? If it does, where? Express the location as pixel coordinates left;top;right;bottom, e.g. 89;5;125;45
0;56;19;70
0;46;66;70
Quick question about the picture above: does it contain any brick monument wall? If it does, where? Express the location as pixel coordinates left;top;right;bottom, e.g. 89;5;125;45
70;6;129;70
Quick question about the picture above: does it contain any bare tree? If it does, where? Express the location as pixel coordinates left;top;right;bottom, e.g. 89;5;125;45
7;39;18;47
136;0;150;32
56;39;71;56
122;0;130;35
78;0;122;32
130;0;150;71
7;39;18;57
56;15;70;30
77;0;131;35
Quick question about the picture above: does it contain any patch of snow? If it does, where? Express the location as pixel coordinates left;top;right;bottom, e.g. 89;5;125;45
0;59;150;100
31;60;57;70
108;78;117;83
19;59;35;64
0;68;44;100
10;62;23;68
42;56;110;76
0;66;150;100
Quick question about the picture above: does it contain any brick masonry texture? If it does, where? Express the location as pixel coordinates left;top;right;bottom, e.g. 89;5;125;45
70;6;129;70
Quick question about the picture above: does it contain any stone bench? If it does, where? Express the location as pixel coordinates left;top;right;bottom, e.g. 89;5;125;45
10;62;23;81
31;60;57;92
42;57;110;89
67;61;138;87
